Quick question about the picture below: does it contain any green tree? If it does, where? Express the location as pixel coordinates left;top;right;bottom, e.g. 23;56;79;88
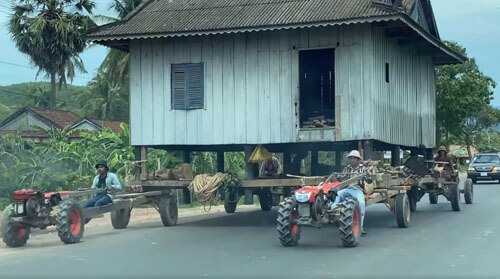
436;41;496;145
8;0;96;109
462;105;500;156
77;71;129;121
0;103;11;122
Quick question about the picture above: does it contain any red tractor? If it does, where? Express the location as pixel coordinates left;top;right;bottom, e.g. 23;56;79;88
1;189;84;247
277;172;411;248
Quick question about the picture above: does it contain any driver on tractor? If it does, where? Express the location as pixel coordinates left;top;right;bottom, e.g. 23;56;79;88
84;162;122;208
328;150;371;236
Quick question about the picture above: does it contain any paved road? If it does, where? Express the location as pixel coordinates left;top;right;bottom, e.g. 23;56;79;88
1;182;500;279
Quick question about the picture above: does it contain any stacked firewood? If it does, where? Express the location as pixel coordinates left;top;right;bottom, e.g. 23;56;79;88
301;116;335;128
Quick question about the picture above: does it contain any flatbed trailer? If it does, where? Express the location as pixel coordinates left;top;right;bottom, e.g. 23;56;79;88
129;177;329;214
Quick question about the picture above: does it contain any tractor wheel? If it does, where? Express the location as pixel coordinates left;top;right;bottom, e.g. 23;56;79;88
464;178;474;204
395;193;410;228
450;183;461;212
158;195;178;226
277;198;300;247
339;199;361;248
429;193;438;204
1;205;30;248
259;189;273;211
224;192;238;214
111;207;131;229
56;200;84;244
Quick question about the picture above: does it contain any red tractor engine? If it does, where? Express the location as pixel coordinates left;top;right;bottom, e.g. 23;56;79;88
12;189;47;219
293;181;342;225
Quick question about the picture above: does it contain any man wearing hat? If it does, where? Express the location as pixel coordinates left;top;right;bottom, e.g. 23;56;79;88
328;150;369;236
434;146;455;172
84;162;122;208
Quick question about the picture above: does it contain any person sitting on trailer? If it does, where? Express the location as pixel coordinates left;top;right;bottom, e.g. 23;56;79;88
328;150;370;236
85;162;122;208
434;146;455;172
259;156;282;177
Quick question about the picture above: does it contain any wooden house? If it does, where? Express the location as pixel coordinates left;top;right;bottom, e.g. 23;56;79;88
89;0;465;175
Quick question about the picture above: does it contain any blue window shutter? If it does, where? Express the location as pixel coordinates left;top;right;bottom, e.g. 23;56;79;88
172;64;187;109
186;63;204;109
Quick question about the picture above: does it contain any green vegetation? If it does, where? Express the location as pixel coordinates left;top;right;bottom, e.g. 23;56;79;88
436;41;499;154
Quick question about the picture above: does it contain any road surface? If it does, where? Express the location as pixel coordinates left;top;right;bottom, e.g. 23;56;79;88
1;182;499;278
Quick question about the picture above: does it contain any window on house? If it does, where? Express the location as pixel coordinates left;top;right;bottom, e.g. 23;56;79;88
385;63;390;83
171;63;204;110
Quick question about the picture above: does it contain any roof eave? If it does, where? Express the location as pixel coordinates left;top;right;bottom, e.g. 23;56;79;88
400;15;466;64
88;14;403;43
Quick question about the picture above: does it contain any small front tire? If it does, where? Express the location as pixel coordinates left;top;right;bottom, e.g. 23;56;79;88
395;193;410;228
464;179;474;204
1;205;30;248
158;195;178;227
277;198;300;247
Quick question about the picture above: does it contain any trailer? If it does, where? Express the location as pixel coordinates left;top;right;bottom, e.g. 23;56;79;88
129;176;328;214
404;160;474;212
1;188;177;248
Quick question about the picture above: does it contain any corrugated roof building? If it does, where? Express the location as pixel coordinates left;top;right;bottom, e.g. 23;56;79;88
89;0;465;156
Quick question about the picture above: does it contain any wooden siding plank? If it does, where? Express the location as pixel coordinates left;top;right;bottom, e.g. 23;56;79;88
163;39;175;144
212;36;224;143
129;40;142;145
223;35;235;144
258;32;271;143
280;49;292;142
245;33;259;144
140;40;154;145
152;40;164;145
233;34;247;143
289;30;300;141
270;48;281;143
201;36;214;144
349;43;362;140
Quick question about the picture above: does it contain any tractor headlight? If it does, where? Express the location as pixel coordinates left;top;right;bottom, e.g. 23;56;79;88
295;192;311;203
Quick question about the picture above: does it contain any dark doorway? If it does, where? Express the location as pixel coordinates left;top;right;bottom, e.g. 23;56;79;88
299;48;335;128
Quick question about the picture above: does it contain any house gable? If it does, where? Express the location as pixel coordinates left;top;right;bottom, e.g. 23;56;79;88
71;119;102;132
0;110;52;131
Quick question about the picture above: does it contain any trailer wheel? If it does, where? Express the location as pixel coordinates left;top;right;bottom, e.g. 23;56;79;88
450;183;461;211
158;195;178;226
111;207;131;229
259;188;273;211
1;205;30;248
277;198;300;247
429;193;438;204
464;178;474;204
395;193;410;228
224;192;238;214
56;200;84;244
339;199;361;248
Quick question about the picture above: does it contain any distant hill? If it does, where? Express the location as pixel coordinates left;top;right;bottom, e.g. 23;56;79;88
0;82;86;119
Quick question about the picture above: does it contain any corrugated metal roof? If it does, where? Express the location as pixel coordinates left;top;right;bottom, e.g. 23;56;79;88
90;0;408;40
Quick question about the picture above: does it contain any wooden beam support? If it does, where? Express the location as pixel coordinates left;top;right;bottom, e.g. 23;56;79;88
217;151;225;173
363;140;375;160
335;151;343;172
311;151;319;176
140;146;148;181
391;145;401;167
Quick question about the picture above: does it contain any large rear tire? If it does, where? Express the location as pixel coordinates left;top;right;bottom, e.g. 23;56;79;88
158;195;178;226
450;183;461;211
464;178;474;204
429;193;438;204
277;198;300;247
339;199;361;248
259;189;273;211
395;193;410;228
110;207;131;229
56;200;84;244
224;192;238;214
1;205;30;248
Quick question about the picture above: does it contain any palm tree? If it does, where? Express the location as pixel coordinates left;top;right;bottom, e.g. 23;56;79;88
78;71;128;121
8;0;96;109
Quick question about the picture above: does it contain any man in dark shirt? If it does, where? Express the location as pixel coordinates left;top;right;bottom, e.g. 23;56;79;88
434;146;455;172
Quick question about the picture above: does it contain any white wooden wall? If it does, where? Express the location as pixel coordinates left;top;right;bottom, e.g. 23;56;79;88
371;27;436;148
129;24;437;148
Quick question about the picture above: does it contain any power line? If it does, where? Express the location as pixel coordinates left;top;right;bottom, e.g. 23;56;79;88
0;59;92;80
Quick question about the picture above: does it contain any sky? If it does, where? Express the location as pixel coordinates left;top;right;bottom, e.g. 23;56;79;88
0;0;499;105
